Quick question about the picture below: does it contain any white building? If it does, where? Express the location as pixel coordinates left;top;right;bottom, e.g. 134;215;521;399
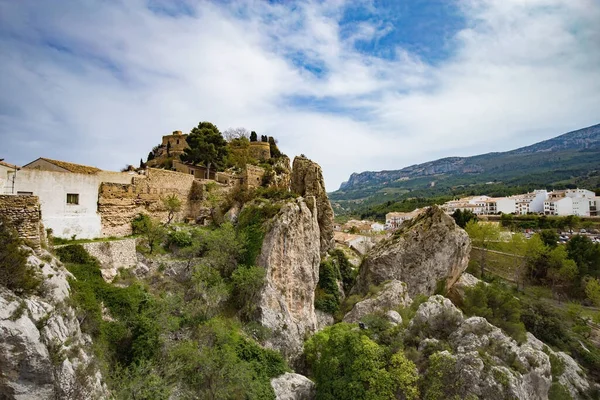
564;188;596;216
0;160;19;194
485;197;516;214
510;190;548;214
371;222;385;232
544;197;573;216
385;209;422;229
4;158;135;239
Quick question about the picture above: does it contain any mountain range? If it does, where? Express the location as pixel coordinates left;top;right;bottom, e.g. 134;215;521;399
330;123;600;216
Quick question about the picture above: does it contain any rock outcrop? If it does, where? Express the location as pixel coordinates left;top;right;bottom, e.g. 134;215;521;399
271;373;316;400
447;272;485;306
406;295;591;400
291;156;334;255
0;249;106;399
256;197;321;364
353;206;471;297
343;280;411;323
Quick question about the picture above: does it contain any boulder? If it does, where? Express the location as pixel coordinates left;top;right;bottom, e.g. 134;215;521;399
343;280;411;323
271;373;316;400
291;156;334;255
257;197;321;364
353;206;471;297
448;272;485;306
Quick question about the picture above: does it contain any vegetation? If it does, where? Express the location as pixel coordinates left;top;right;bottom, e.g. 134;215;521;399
451;209;478;228
57;213;287;399
314;250;356;314
161;194;182;225
181;121;229;175
0;217;40;294
305;323;419;400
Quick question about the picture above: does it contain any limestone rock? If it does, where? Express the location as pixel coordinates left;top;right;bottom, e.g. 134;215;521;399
343;280;411;323
0;250;106;399
408;296;554;399
290;156;334;255
271;373;316;400
257;197;321;364
353;206;471;297
315;309;334;331
385;310;402;326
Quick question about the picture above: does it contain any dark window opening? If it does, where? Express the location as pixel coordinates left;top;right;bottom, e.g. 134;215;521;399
67;193;79;205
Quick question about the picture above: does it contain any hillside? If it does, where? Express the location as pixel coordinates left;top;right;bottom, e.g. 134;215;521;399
331;123;600;216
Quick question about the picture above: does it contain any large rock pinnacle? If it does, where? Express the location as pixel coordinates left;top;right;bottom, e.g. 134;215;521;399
257;197;321;365
352;205;471;297
290;156;334;256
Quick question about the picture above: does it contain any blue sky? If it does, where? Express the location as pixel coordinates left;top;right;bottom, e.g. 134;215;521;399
1;0;599;190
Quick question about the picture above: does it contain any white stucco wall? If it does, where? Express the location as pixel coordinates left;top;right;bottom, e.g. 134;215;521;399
0;164;12;194
496;198;516;214
8;169;134;239
529;191;548;213
571;198;590;216
554;197;573;216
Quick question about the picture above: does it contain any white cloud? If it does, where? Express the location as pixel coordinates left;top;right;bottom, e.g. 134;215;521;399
0;0;598;191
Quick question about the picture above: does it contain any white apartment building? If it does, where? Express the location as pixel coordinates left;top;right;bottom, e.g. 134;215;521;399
544;196;573;216
485;197;517;214
385;209;422;229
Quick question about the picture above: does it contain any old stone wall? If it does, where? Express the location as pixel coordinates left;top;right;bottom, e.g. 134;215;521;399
243;165;265;190
249;142;271;161
98;168;198;236
82;238;137;281
0;195;43;248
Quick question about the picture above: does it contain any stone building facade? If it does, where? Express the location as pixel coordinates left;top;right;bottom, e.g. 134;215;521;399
161;131;190;157
0;195;43;248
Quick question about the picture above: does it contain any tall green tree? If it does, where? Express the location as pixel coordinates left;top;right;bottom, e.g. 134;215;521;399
465;220;501;278
250;131;258;142
182;122;229;177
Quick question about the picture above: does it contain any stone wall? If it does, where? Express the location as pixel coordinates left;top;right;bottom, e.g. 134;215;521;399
82;238;137;281
242;165;265;190
0;195;43;248
249;142;271;161
98;168;198;236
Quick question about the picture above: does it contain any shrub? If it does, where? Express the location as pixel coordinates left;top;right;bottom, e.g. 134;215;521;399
314;259;341;313
463;282;527;343
237;203;280;266
131;213;151;235
231;265;266;318
167;230;192;249
421;351;462;400
548;382;573;400
0;218;41;294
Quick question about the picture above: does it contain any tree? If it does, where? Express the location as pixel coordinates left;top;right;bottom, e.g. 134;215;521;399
567;235;600;279
585;278;600;307
539;229;559;249
305;323;417;400
166;141;171;156
465;220;501;278
162;194;182;225
181;121;229;177
268;136;282;158
250;131;258;142
261;135;268;142
223;127;250;142
139;158;146;170
144;218;166;254
451;209;478;228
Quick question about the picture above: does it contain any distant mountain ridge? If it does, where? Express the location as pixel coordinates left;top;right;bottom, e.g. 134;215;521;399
337;123;600;191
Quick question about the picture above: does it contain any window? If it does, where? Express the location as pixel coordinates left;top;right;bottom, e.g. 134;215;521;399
17;191;33;196
177;139;180;145
190;170;195;175
66;193;79;205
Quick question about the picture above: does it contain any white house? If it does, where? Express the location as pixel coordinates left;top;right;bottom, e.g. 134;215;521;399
544;197;573;216
0;160;19;194
6;158;135;239
371;222;385;232
485;197;516;214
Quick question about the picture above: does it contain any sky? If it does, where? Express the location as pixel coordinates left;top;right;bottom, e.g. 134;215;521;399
1;0;599;191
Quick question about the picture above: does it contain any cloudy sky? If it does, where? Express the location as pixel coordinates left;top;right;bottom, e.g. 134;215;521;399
1;0;599;190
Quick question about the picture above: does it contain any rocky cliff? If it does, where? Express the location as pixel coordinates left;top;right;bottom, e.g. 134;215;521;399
290;156;334;256
257;197;321;364
353;206;471;297
0;248;105;399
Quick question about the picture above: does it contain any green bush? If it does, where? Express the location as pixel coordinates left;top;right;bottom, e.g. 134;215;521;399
131;213;152;235
231;265;266;318
548;382;573;400
237;203;280;266
0;218;40;294
463;282;527;343
314;259;341;313
167;230;192;249
421;351;462;400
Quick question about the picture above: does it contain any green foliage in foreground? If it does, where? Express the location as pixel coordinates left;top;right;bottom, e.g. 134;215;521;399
237;202;281;266
305;323;419;400
314;250;356;314
57;243;285;399
0;217;40;294
462;282;527;343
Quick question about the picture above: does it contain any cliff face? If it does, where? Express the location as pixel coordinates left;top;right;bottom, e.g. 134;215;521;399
353;206;471;297
290;157;334;256
0;249;105;399
257;197;321;364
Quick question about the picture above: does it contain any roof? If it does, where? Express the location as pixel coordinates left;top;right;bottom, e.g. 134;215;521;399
0;160;19;169
24;158;102;174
